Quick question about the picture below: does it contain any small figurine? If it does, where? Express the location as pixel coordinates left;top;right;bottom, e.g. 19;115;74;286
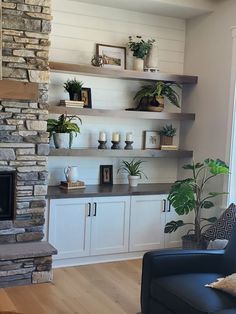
91;55;104;67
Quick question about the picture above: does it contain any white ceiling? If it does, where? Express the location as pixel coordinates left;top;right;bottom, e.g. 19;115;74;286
75;0;220;19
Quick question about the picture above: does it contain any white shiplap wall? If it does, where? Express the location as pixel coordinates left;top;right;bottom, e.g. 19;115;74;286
49;0;186;185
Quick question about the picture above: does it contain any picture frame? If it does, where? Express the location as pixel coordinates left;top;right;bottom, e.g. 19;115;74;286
96;44;126;70
144;131;160;149
100;165;113;185
81;87;92;108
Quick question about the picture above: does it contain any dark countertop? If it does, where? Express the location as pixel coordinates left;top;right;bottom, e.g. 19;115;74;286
47;183;172;199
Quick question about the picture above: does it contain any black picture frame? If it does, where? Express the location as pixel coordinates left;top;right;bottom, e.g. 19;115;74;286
100;165;113;185
81;87;92;108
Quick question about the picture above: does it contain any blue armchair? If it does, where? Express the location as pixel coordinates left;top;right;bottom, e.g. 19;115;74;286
141;227;236;314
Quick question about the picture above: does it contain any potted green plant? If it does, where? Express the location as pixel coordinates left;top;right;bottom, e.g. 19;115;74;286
117;159;147;187
128;35;155;71
64;78;84;101
47;114;82;149
133;81;181;112
165;159;230;249
159;124;176;145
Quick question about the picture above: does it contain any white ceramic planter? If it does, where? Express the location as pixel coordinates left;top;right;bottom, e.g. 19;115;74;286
53;133;70;149
128;175;140;187
133;58;144;71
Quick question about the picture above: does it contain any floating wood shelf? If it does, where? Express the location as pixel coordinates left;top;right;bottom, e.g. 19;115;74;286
50;62;198;84
49;148;193;158
0;80;38;101
48;106;195;121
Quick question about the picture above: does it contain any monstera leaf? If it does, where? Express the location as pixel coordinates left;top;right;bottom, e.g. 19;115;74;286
165;220;185;233
204;159;230;175
168;179;196;215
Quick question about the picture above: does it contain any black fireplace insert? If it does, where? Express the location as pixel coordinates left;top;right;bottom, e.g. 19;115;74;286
0;171;15;220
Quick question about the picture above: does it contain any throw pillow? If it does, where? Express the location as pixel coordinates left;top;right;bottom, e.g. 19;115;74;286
206;273;236;297
202;203;236;241
207;239;229;250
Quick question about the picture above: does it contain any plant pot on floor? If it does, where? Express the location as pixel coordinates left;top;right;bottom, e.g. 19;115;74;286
160;135;173;146
128;175;140;187
133;58;144;71
53;133;70;149
182;234;207;250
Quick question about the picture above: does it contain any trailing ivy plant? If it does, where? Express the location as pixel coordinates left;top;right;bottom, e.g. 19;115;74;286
159;125;176;137
128;35;155;59
165;159;230;244
47;114;82;148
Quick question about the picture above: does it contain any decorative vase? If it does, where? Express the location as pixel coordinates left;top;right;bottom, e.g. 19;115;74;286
64;166;79;182
53;133;70;149
69;91;82;101
160;135;173;146
128;175;140;187
134;58;144;71
145;42;159;70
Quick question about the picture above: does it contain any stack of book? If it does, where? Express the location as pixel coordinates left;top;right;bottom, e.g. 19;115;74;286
60;100;84;108
60;180;86;190
160;145;178;150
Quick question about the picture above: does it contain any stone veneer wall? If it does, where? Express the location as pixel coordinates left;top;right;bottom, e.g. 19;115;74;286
0;0;51;243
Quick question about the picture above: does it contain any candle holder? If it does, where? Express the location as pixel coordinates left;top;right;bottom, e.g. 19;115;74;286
98;140;107;149
124;141;133;150
111;141;120;150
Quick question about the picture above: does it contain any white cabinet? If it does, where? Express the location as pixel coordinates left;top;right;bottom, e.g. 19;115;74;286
129;195;166;251
48;196;130;261
49;198;91;260
90;197;130;255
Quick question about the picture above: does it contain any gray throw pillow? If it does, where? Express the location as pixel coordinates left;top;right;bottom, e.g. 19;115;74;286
202;203;236;241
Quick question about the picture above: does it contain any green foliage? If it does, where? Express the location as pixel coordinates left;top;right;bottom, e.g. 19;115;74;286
64;78;83;93
47;114;82;148
128;35;155;59
134;81;181;108
159;124;177;137
117;159;147;178
165;159;230;243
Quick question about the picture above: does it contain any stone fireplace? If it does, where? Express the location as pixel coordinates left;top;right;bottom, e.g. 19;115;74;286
0;171;15;220
0;0;56;287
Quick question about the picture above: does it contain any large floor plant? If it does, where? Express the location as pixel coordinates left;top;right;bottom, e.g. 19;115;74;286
165;159;230;246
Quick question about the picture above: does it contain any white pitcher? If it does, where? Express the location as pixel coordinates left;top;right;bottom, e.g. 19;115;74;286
64;166;79;182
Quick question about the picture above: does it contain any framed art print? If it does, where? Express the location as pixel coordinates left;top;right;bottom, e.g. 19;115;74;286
96;44;126;70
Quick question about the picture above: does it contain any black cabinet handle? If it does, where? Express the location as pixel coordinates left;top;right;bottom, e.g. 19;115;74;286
93;202;97;216
88;203;91;216
168;201;171;212
163;199;166;212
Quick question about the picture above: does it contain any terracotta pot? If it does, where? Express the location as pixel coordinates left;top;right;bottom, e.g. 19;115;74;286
134;58;144;71
160;135;173;146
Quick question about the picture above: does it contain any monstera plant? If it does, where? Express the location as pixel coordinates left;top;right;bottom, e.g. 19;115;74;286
165;159;230;248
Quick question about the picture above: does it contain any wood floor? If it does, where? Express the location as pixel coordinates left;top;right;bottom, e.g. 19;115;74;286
0;259;142;314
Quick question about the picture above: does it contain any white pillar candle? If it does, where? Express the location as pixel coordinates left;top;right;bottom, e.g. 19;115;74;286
112;132;120;142
126;132;133;141
99;131;106;141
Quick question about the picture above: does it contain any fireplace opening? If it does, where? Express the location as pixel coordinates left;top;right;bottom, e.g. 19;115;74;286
0;171;15;221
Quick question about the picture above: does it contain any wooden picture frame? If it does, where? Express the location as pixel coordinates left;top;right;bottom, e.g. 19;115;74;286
96;44;126;70
81;87;92;108
144;130;160;149
100;165;113;185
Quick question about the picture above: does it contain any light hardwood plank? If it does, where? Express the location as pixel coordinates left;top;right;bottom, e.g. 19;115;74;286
0;81;38;101
3;259;142;314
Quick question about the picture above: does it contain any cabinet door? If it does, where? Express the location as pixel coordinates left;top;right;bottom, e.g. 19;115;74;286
48;198;91;259
129;195;166;252
90;196;130;256
164;200;194;248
